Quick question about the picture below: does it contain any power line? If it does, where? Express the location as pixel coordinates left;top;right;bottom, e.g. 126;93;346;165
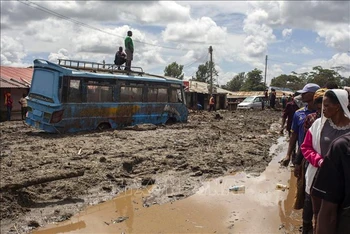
17;0;185;51
187;53;210;78
17;1;225;72
183;52;209;68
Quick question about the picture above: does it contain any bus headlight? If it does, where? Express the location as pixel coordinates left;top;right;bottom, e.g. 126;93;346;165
50;110;64;123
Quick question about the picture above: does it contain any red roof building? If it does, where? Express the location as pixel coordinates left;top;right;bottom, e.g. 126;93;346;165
0;66;34;121
0;66;33;88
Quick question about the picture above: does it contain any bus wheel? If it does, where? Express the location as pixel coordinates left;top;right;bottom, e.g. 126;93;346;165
166;117;177;125
97;123;111;131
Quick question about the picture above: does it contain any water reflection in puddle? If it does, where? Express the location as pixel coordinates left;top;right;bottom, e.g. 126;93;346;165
34;188;151;234
35;136;301;233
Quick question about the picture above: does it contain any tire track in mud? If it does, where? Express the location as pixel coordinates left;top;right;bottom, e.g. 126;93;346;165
0;109;281;233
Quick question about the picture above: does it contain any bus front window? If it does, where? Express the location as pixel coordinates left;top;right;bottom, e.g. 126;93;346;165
29;69;57;103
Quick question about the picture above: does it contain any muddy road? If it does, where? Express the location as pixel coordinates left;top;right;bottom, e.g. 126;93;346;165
1;109;282;233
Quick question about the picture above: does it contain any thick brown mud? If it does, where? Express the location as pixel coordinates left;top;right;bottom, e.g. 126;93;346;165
33;137;302;234
0;109;291;233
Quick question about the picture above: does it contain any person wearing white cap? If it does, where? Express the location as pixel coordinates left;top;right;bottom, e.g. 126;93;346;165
281;83;321;166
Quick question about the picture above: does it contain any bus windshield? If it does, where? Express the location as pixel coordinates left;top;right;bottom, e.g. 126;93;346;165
30;69;57;103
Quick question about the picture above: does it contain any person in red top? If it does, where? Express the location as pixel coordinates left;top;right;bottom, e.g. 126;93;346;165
5;92;13;121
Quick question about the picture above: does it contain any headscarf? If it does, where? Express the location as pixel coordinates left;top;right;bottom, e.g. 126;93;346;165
304;89;350;194
330;89;350;118
313;88;327;101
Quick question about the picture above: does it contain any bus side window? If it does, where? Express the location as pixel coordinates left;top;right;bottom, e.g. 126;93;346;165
87;85;113;102
158;88;167;102
170;89;177;103
169;84;183;103
62;76;69;103
177;89;183;102
170;89;182;103
68;79;82;103
148;88;157;102
120;86;143;102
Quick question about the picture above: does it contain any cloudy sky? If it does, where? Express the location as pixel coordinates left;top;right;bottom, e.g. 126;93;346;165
1;1;349;85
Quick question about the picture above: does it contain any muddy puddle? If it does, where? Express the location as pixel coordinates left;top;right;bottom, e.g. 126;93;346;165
34;137;301;234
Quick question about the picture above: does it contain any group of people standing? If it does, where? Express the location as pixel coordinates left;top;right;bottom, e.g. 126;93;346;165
265;88;292;110
114;30;134;71
279;82;350;234
4;93;27;121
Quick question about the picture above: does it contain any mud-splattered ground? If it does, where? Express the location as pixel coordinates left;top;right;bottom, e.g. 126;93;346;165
0;109;282;233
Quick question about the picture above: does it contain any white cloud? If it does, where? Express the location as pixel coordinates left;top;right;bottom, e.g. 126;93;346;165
295;53;350;78
283;62;296;66
316;23;350;52
292;46;313;55
1;1;191;27
0;36;27;66
182;1;251;17
217;71;238;86
48;49;70;63
268;64;284;83
282;28;292;38
1;1;349;84
138;1;191;24
328;53;350;77
249;1;350;52
243;8;276;58
162;17;227;44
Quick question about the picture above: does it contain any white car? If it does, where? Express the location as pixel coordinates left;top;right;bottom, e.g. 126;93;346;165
237;96;264;110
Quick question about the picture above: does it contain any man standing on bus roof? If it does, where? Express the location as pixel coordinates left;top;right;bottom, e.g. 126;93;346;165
124;30;134;71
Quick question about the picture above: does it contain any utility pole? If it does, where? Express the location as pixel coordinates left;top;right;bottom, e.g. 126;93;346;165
209;46;213;96
264;55;268;88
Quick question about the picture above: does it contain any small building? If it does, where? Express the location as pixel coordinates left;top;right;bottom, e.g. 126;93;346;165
183;80;229;111
0;66;33;121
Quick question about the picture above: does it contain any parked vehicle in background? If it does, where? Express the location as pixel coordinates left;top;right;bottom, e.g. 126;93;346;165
237;95;265;110
26;59;188;133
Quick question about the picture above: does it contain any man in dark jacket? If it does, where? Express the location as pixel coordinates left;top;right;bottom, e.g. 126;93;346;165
114;46;126;70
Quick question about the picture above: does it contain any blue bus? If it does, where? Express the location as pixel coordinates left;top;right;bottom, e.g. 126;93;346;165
26;59;188;133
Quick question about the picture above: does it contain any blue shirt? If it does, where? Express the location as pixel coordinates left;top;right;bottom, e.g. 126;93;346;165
291;106;315;148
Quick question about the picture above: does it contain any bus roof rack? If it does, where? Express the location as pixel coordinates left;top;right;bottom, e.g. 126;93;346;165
57;59;144;76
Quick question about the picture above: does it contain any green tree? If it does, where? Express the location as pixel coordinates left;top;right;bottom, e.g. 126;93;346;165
240;68;266;91
164;62;184;80
341;76;350;87
307;66;342;87
222;72;245;91
270;74;304;91
192;61;219;83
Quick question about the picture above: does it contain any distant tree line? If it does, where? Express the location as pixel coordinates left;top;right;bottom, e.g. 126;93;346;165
164;61;350;92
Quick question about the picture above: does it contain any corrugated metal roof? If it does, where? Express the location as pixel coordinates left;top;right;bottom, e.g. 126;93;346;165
227;90;294;99
227;91;264;99
0;79;24;88
0;66;33;88
187;80;228;94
